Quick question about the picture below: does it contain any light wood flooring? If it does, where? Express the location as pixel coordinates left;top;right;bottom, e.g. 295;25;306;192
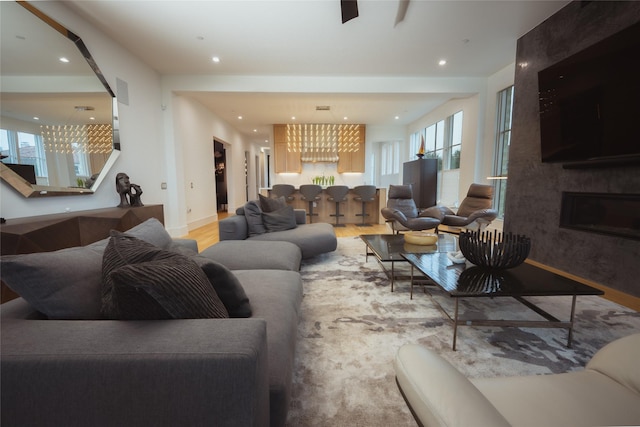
184;211;640;312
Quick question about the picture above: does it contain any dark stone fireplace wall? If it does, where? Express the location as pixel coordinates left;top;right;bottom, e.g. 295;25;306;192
505;1;640;297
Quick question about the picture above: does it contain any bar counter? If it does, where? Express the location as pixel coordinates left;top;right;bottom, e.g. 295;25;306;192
261;187;387;225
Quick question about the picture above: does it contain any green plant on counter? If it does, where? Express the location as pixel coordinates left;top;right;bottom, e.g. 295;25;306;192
312;175;335;186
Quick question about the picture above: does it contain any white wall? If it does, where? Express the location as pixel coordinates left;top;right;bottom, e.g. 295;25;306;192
167;93;255;228
0;2;167;225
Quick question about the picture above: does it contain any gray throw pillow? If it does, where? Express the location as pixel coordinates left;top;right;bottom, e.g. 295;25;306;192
262;205;297;232
244;200;266;236
0;217;172;320
192;255;252;318
101;231;228;320
1;245;104;319
259;194;287;212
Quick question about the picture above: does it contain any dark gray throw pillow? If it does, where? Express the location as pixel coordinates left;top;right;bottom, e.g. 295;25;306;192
101;231;228;320
259;194;287;212
262;205;297;232
243;200;266;236
108;257;229;320
192;255;252;318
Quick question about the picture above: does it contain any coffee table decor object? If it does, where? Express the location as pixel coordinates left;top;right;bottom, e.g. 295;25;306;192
459;230;531;269
404;231;438;246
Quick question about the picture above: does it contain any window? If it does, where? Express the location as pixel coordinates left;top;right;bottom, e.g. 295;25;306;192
1;129;48;179
381;140;400;175
410;111;463;171
493;86;514;219
447;111;463;170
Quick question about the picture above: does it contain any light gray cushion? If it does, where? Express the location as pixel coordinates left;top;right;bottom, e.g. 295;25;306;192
101;231;228;320
244;200;266;236
234;269;303;427
249;222;337;259
199;240;302;272
262;206;297;232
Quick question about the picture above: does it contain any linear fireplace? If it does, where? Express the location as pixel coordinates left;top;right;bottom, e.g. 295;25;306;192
560;192;640;240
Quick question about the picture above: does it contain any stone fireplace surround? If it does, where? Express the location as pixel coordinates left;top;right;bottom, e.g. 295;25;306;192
505;1;640;298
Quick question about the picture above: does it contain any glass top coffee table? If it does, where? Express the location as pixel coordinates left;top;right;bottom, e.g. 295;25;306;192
359;234;457;291
402;251;605;350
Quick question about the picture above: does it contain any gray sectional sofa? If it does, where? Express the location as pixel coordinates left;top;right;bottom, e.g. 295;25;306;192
218;197;337;259
1;218;304;427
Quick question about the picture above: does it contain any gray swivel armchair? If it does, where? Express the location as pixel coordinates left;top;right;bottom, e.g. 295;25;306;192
381;185;440;233
430;183;498;231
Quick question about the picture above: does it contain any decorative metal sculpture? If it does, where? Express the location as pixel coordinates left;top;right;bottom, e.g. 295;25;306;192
459;230;531;269
115;172;144;208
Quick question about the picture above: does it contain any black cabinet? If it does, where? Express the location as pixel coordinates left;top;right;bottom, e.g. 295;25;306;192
403;159;437;209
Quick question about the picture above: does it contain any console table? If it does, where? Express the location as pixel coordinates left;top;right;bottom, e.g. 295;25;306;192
0;205;164;302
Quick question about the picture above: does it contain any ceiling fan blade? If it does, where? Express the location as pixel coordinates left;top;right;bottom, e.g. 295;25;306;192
394;0;410;26
341;0;359;24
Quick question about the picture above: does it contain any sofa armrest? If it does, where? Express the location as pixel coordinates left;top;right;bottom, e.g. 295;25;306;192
219;214;249;240
171;237;199;252
394;344;510;427
294;209;307;224
1;318;269;427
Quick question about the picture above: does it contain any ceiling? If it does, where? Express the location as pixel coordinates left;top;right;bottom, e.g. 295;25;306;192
30;1;572;142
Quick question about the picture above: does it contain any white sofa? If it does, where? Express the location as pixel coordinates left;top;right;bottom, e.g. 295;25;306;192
394;333;640;427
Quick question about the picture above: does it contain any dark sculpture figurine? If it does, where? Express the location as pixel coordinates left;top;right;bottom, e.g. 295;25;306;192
116;172;144;207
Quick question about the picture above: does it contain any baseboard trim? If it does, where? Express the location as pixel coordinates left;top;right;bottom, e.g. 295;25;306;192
188;214;217;232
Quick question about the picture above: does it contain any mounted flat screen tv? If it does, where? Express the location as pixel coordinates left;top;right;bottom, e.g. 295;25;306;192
538;21;640;168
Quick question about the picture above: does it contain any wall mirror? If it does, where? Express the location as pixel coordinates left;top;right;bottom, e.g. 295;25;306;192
0;1;119;197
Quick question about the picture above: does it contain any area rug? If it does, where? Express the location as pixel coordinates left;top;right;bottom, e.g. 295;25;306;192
285;236;640;427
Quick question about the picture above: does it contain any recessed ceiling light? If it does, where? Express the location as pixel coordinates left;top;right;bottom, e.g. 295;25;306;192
33;116;39;120
59;57;69;63
343;116;348;120
291;116;296;120
237;115;243;120
89;117;96;120
212;56;220;63
253;129;257;132
438;59;447;66
394;116;400;120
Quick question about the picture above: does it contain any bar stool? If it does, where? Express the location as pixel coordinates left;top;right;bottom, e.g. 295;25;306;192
299;184;322;223
326;185;349;227
353;185;377;227
271;184;295;202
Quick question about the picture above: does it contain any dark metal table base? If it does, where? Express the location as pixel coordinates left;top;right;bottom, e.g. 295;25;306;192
410;266;579;351
365;248;412;292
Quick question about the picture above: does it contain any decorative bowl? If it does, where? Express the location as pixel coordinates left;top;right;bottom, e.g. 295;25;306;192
458;230;531;269
404;231;438;246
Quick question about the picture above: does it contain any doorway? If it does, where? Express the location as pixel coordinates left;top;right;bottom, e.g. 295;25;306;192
214;140;227;212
